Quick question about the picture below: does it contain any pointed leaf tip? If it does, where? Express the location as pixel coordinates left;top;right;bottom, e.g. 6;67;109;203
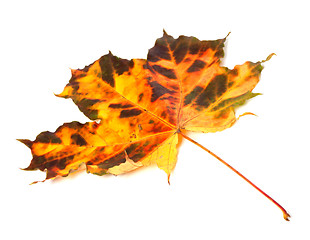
30;181;39;185
163;29;168;36
225;31;231;39
54;92;66;98
17;139;33;148
54;89;69;98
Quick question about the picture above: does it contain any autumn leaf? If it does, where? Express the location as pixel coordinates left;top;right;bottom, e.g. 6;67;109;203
19;31;289;220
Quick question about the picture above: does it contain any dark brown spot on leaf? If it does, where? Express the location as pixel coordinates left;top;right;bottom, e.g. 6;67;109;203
184;86;204;106
172;36;188;64
152;65;177;79
138;93;144;102
71;133;87;146
75;99;100;120
189;37;201;55
230;68;239;76
36;132;62;144
57;155;75;170
99;55;115;87
108;103;134;109
196;74;227;107
45;160;58;169
149;81;173;102
148;40;171;62
187;60;206;73
111;55;130;75
98;152;126;169
128;59;134;69
120;108;142;118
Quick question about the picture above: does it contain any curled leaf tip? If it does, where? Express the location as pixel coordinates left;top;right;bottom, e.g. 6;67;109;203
236;112;257;121
262;53;276;63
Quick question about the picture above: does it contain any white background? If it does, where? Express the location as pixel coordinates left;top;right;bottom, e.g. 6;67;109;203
1;0;309;239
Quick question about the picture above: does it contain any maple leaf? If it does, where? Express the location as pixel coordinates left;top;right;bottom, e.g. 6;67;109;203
19;31;289;220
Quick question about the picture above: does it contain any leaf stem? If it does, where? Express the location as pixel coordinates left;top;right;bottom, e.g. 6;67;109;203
180;132;290;221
